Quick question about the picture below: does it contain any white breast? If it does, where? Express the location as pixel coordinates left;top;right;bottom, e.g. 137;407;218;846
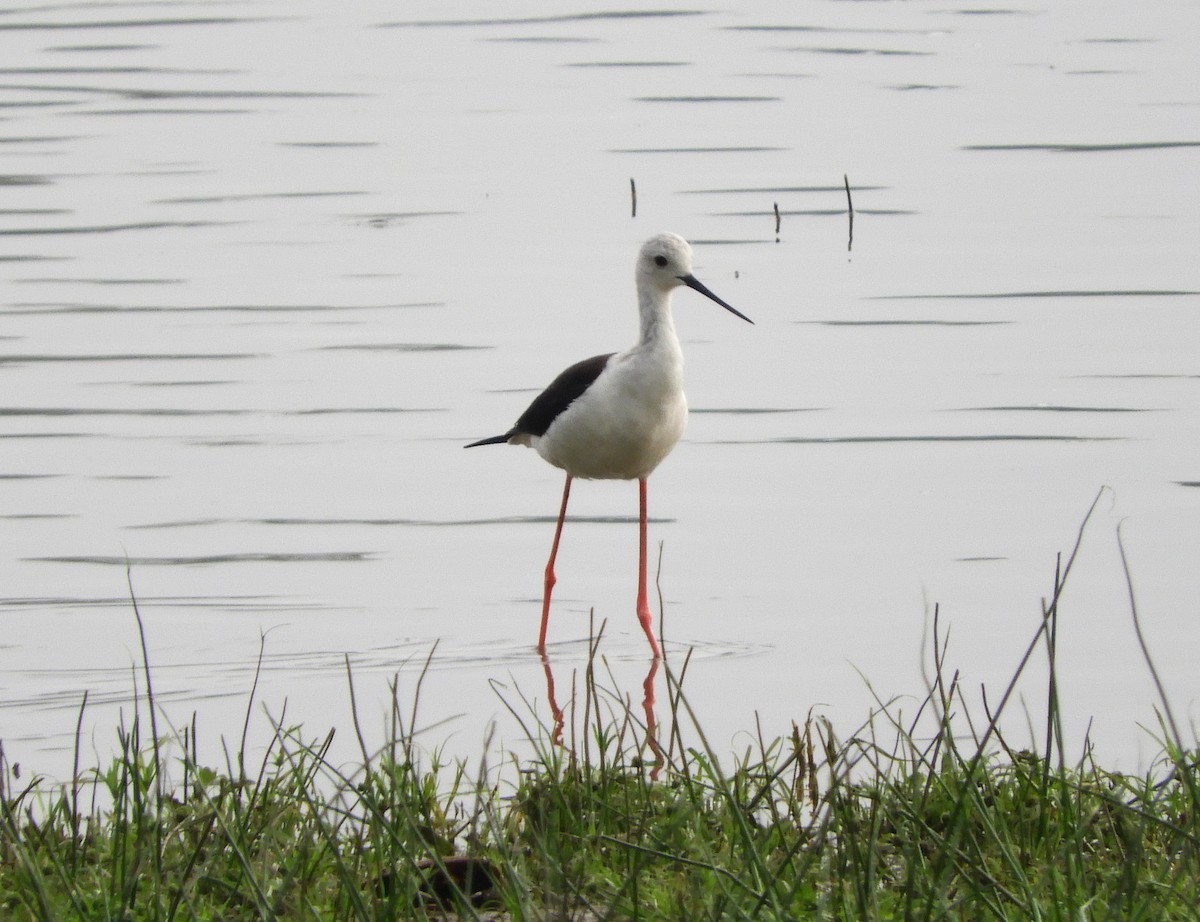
534;346;687;480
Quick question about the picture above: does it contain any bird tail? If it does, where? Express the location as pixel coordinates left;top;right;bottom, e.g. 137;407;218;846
464;432;513;448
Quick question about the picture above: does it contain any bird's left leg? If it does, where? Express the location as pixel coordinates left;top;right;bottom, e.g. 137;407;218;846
538;474;572;652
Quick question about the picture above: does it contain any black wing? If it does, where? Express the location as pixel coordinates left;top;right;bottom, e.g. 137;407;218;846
516;352;614;437
465;352;613;447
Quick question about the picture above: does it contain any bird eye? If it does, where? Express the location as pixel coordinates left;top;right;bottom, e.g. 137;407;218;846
654;255;668;267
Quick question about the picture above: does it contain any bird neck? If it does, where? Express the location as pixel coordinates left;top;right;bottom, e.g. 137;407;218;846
637;288;680;351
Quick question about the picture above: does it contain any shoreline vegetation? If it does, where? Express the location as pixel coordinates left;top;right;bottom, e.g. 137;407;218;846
3;493;1198;920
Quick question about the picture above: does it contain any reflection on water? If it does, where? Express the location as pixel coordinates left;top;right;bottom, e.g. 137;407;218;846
1;0;1199;778
539;647;666;779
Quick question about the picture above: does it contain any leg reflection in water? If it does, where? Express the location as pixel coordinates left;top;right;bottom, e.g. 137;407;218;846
641;657;663;780
539;645;663;780
540;652;566;747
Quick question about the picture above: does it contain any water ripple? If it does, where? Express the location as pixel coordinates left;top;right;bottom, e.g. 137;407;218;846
966;141;1200;153
635;95;781;103
5;302;438;315
0;636;768;718
610;146;787;154
0;17;277;32
0;594;329;613
380;12;701;28
758;434;1121;445
811;319;1006;327
0;221;224;236
955;405;1152;414
682;184;886;194
28;552;375;566
0;352;260;364
872;289;1199;300
0;406;439;417
128;515;675;530
691;407;815;414
564;61;688;68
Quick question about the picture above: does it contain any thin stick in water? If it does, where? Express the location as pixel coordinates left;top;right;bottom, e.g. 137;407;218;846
773;201;781;241
844;173;854;251
630;177;637;218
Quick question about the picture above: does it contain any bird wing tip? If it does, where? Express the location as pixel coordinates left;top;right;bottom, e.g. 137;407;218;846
465;433;512;448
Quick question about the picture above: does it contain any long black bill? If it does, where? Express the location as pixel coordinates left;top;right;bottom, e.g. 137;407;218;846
680;274;754;324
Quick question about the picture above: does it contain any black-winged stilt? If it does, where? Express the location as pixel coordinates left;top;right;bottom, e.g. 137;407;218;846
466;233;752;657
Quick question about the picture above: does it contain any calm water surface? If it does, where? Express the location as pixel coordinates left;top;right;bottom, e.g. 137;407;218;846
2;0;1199;779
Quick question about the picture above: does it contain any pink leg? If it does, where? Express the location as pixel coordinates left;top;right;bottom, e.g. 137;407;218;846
636;477;663;658
642;657;663;779
538;474;572;653
540;653;565;746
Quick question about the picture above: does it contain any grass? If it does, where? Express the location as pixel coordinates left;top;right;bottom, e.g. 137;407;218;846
2;497;1199;920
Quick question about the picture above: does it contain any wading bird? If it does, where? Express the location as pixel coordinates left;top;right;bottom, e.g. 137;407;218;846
466;233;752;657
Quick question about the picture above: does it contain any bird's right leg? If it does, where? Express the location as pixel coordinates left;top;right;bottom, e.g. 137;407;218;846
538;474;572;652
635;477;663;659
